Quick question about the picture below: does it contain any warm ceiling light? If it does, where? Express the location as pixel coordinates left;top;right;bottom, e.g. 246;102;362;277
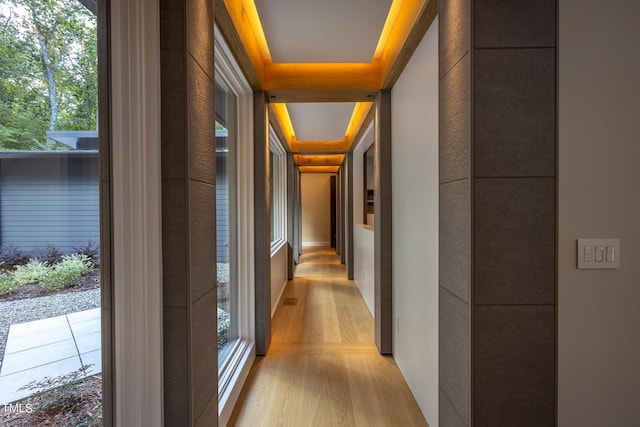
271;103;296;143
373;0;403;60
298;166;340;174
294;154;345;166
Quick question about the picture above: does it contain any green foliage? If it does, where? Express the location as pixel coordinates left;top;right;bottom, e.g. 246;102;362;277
0;0;97;149
0;273;15;295
12;258;51;285
41;253;93;289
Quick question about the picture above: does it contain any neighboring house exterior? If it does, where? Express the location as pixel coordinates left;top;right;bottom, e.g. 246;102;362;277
0;148;99;254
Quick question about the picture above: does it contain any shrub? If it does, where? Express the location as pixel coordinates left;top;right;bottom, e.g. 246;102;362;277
0;244;30;268
74;240;100;265
31;244;64;265
41;254;93;290
0;273;15;295
13;259;51;286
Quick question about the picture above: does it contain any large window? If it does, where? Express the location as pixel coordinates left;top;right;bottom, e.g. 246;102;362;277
270;129;286;251
214;26;255;426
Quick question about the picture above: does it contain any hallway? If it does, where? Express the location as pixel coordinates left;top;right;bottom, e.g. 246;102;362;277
230;247;428;426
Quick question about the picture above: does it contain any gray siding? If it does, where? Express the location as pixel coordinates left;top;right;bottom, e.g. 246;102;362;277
0;155;99;253
216;156;230;264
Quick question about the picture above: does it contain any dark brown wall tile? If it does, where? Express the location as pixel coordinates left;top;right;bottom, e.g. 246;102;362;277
195;395;218;427
474;0;556;48
440;288;469;424
474;305;555;427
190;289;218;420
440;180;470;302
188;180;216;303
475;178;555;305
440;54;470;184
163;307;189;426
187;0;214;80
187;57;216;185
161;50;186;181
474;49;555;177
162;180;188;307
439;0;470;78
440;389;468;427
160;0;185;51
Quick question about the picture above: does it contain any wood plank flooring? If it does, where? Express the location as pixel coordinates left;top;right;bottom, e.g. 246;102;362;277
229;247;429;427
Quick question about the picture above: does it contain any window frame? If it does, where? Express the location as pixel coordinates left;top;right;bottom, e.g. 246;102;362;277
269;128;287;255
214;26;256;426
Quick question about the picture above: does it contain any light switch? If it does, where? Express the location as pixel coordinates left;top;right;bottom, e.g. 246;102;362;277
595;246;604;262
578;239;620;269
584;245;593;262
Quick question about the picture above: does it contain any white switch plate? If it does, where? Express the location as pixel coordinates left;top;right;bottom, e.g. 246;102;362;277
577;238;620;269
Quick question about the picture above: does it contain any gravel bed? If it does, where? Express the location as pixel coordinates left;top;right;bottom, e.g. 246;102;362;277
0;289;100;371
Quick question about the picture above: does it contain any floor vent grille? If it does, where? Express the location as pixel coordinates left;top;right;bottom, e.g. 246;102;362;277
283;298;298;306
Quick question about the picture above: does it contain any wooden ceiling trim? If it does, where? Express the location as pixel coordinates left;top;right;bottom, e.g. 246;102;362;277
264;62;381;91
290;140;351;154
348;103;376;151
270;103;295;148
217;0;265;88
299;166;340;174
294;154;345;166
268;104;291;151
345;102;374;146
266;89;377;103
380;0;438;88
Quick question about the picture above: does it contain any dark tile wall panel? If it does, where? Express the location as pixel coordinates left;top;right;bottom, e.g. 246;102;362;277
191;289;218;421
474;0;556;48
439;180;470;302
188;180;216;303
474;306;555;427
187;57;216;185
163;307;189;426
186;0;214;80
161;0;217;423
474;178;555;305
439;0;470;78
439;2;472;425
374;90;393;355
254;91;271;356
440;54;470;184
440;288;470;424
162;180;188;307
440;390;468;427
474;48;556;178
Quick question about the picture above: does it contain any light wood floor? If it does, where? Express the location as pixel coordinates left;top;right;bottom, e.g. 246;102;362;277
229;247;428;427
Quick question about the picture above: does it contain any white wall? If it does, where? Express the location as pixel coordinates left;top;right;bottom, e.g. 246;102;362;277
353;123;375;316
391;17;439;425
558;2;640;425
301;173;333;246
270;243;288;317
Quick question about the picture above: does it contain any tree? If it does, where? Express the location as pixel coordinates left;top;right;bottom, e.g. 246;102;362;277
0;0;96;150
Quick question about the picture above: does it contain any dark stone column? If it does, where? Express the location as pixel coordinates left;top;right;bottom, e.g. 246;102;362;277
254;91;271;356
160;0;218;425
374;90;393;355
439;0;557;426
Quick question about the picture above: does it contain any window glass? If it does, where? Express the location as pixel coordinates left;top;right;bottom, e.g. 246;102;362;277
215;74;237;368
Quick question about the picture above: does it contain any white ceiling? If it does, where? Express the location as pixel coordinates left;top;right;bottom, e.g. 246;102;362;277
254;0;391;144
287;103;356;141
254;0;392;64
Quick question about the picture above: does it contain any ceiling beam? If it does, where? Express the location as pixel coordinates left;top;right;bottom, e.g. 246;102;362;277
294;154;345;166
299;166;340;174
380;0;438;89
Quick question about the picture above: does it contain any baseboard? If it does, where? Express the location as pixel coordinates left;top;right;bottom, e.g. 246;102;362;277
302;241;331;247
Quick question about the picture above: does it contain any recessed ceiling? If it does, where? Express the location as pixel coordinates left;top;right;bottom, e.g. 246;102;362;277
254;0;392;63
286;103;355;141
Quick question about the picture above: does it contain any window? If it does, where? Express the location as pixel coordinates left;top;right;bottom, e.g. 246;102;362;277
270;128;286;252
214;26;255;426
